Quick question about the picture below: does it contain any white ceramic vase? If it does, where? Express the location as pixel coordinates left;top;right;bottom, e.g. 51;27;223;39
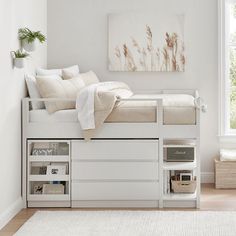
14;58;25;68
22;39;36;52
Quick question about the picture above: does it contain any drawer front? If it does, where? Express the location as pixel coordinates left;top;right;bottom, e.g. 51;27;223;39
72;182;159;200
72;162;158;181
71;140;158;160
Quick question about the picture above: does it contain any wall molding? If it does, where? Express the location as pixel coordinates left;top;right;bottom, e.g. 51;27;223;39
0;197;23;230
201;172;214;184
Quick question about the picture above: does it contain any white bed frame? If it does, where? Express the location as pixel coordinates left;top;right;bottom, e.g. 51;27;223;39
22;89;201;209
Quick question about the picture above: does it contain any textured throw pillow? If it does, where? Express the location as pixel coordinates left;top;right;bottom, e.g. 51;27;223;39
36;75;85;113
36;65;80;77
62;65;80;80
72;71;100;86
25;74;45;109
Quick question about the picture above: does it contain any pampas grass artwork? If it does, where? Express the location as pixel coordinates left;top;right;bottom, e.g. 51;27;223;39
108;13;185;72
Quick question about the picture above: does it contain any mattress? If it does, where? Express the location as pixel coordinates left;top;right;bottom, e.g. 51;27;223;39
29;94;196;125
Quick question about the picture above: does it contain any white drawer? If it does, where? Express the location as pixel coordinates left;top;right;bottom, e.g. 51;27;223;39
71;140;158;160
72;182;159;200
72;162;158;180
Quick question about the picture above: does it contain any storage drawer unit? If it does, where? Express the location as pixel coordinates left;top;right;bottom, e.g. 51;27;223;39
72;162;158;180
71;139;159;205
71;140;158;160
72;182;159;200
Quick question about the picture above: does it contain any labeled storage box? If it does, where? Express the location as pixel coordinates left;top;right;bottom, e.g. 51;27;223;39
215;159;236;189
171;178;196;193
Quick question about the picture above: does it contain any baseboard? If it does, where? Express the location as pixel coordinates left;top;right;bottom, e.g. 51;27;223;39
201;172;214;183
0;197;23;230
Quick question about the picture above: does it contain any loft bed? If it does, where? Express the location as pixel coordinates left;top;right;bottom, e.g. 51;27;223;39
22;89;201;209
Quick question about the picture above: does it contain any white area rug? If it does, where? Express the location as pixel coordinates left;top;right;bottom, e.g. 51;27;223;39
14;211;236;236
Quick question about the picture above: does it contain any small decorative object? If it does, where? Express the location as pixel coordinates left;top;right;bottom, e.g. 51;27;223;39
33;184;43;194
18;28;46;52
58;143;69;155
180;173;193;181
50;143;59;155
42;184;64;194
46;165;66;175
108;13;185;72
31;166;47;175
164;146;195;162
32;148;53;156
52;162;69;174
12;49;29;68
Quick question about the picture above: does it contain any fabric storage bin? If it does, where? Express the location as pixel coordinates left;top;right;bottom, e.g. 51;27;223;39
215;159;236;189
171;178;196;193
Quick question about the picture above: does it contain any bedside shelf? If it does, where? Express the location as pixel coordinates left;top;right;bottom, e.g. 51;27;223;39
29;174;69;181
28;194;70;201
29;155;69;162
27;140;71;207
163;161;197;170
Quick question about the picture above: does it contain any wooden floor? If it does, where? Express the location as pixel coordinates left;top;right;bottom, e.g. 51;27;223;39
1;183;236;236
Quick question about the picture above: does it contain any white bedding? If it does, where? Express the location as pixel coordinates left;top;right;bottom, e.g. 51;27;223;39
29;94;196;125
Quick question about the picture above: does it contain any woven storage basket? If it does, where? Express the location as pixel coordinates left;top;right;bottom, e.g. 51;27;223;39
171;179;196;193
215;159;236;189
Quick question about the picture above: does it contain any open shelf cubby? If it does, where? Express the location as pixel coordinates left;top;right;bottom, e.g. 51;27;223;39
162;139;199;207
27;140;71;207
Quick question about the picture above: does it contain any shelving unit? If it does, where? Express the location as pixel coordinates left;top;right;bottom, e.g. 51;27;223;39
163;161;197;171
27;140;71;207
163;191;197;201
161;140;200;208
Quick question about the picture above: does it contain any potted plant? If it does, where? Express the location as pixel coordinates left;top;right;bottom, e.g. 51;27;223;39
18;28;46;52
12;50;29;68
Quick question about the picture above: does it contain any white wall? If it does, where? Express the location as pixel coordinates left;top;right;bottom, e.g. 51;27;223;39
0;0;47;227
47;0;219;175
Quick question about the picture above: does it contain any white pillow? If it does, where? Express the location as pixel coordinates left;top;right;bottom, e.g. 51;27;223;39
36;68;62;76
36;65;79;77
25;74;45;109
73;71;100;86
62;65;80;80
36;75;85;113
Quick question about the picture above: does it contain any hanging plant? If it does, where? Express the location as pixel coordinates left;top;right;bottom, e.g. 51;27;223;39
18;28;46;52
12;49;29;68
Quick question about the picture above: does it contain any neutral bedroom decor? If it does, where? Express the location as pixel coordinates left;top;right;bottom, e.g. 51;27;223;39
14;211;236;236
18;27;46;52
12;49;29;68
108;13;185;72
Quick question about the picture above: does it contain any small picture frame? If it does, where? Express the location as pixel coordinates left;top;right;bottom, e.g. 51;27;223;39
46;165;66;175
180;173;193;181
33;184;43;194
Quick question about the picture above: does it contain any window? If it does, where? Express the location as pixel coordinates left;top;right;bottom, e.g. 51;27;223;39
219;0;236;135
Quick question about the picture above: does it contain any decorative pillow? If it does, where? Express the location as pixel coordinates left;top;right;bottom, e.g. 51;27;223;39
36;75;85;113
25;74;45;109
72;71;100;86
62;65;80;80
36;65;79;77
36;68;62;76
